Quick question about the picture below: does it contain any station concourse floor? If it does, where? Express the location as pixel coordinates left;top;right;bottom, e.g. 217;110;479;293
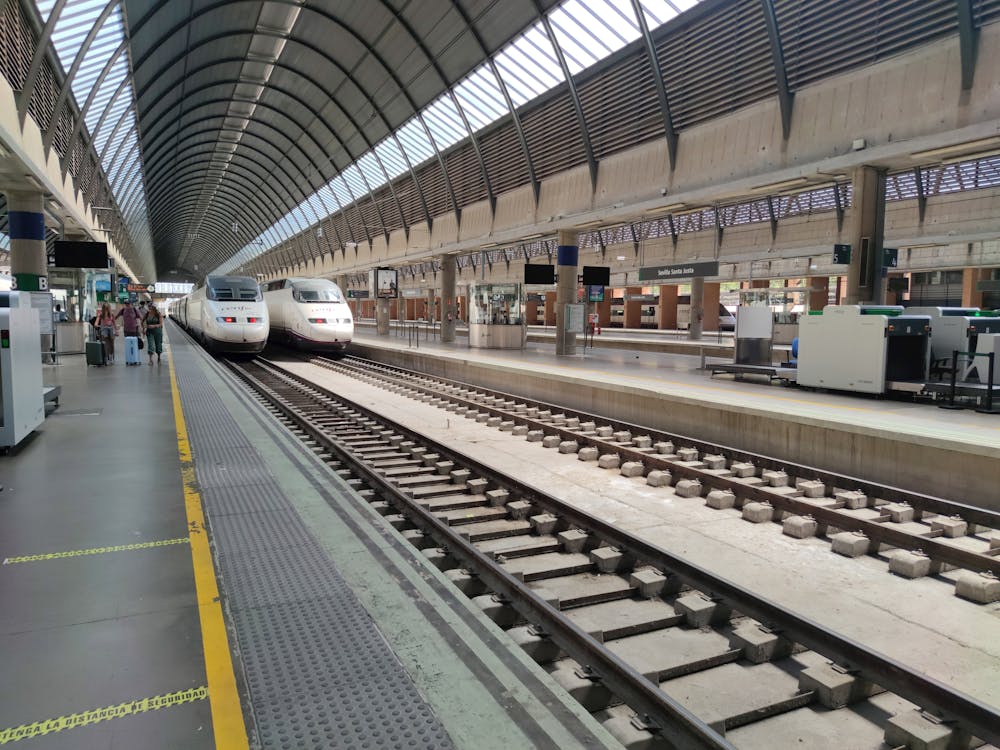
0;325;617;750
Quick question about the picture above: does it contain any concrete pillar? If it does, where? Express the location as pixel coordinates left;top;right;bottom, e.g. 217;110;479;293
375;298;390;335
525;299;538;325
7;192;49;293
555;230;579;355
441;255;457;342
426;287;435;324
962;268;990;308
689;276;705;340
597;295;611;329
658;285;678;329
624;286;642;329
808;277;830;312
544;291;557;326
703;282;720;332
335;274;348;292
845;165;888;305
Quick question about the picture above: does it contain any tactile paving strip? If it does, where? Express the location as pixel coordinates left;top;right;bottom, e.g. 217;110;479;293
171;332;455;749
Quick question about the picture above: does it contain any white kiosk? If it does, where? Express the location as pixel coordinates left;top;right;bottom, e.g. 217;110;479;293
1;292;45;450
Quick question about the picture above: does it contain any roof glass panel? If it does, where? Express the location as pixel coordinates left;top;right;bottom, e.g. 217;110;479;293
356;152;385;187
374;139;408;180
493;22;564;108
396;118;436;165
453;65;508;131
421;96;469;151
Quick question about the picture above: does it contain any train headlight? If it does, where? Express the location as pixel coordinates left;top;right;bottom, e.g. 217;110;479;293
308;318;327;324
216;316;236;323
247;317;260;323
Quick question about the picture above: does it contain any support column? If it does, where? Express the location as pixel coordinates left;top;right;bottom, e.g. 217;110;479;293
555;230;579;355
624;287;642;329
962;268;990;308
7;192;48;293
441;255;457;342
703;282;720;332
808;276;830;312
689;276;705;340
426;287;435;324
375;298;390;335
844;165;888;305
658;285;678;330
544;291;557;326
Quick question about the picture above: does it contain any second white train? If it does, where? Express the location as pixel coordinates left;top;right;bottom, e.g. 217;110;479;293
263;277;353;352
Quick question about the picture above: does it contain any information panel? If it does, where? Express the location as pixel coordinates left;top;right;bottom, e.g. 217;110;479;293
565;303;586;333
30;292;54;335
638;261;719;282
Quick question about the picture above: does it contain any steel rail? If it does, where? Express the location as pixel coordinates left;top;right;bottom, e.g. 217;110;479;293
332;355;1000;530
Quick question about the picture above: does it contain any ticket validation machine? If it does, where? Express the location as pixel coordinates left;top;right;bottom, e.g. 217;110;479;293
798;305;931;394
0;292;44;450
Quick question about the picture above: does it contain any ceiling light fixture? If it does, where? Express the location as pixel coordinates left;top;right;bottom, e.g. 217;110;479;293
750;176;810;193
910;136;1000;160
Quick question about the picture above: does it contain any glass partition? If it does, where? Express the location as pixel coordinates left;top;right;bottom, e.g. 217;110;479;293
467;283;526;349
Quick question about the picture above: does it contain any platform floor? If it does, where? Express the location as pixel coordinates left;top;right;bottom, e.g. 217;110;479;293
0;327;618;749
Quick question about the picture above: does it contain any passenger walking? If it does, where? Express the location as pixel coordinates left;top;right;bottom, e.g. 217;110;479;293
96;303;117;363
144;302;164;365
116;299;141;338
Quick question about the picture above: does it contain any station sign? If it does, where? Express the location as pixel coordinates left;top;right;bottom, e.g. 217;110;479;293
832;244;852;264
126;283;156;293
347;289;370;299
882;247;898;268
638;261;719;282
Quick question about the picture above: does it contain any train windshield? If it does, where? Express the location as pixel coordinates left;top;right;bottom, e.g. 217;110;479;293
292;282;344;303
207;276;261;301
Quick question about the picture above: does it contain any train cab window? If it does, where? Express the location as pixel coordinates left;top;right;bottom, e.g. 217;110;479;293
291;281;345;303
207;276;262;301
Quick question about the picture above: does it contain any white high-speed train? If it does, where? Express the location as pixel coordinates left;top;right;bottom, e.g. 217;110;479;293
263;277;353;352
174;275;269;354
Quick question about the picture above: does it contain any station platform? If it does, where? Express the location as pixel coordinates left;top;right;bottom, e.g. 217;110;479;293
0;326;617;749
348;329;1000;508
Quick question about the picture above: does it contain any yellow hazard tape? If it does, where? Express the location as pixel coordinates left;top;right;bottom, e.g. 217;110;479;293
0;686;208;744
3;537;190;565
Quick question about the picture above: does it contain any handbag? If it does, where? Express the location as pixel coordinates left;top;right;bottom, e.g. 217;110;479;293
137;335;144;350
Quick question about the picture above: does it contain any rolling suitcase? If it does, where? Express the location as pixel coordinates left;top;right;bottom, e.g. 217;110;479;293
124;335;140;366
86;340;106;366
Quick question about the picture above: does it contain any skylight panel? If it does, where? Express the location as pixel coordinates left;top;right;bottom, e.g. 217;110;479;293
395;118;435;166
340;163;368;198
421;96;468;151
453;66;508;131
356;152;387;189
493;22;564;108
374;138;408;180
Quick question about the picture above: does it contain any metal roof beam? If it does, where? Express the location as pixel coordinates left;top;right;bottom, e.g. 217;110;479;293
956;0;979;90
759;0;793;140
629;0;677;170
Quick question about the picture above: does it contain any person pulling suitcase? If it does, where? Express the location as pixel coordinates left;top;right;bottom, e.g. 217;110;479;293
117;300;142;366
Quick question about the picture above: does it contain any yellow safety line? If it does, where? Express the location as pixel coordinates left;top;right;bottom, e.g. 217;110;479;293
3;537;189;565
0;686;208;744
166;338;250;749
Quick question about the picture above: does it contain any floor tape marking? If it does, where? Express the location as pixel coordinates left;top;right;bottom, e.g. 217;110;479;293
0;686;208;744
3;537;190;565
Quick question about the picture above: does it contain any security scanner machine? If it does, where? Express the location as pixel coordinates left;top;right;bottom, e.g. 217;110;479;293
1;292;45;450
710;303;796;382
797;305;931;394
907;307;1000;381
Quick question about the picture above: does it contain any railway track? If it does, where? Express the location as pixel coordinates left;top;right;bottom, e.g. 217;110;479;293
295;353;1000;598
225;356;1000;750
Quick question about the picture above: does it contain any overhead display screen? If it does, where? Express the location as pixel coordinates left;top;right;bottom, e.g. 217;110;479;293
52;240;109;269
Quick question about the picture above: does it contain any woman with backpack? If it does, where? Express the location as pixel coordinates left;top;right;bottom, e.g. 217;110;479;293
144;302;164;365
